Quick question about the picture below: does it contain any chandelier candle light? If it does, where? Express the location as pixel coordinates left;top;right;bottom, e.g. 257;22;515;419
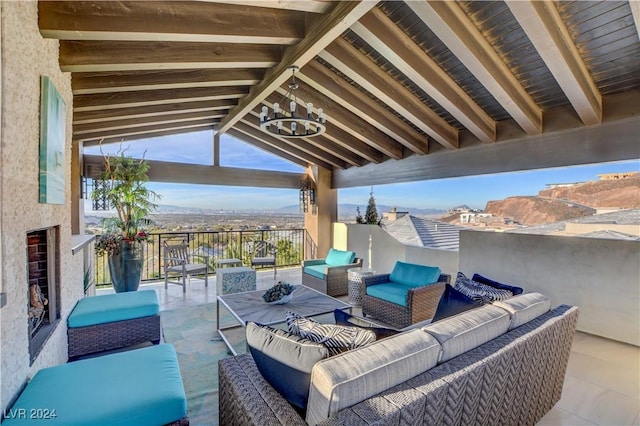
259;66;327;138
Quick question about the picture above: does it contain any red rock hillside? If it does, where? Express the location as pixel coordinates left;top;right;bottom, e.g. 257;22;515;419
538;175;640;208
484;196;595;226
484;175;640;226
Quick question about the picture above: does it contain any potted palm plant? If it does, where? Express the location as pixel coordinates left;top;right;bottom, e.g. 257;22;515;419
92;148;159;292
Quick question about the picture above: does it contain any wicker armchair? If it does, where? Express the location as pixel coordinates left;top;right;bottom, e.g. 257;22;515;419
302;257;362;297
362;271;451;328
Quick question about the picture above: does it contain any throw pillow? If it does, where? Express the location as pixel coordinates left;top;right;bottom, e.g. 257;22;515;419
471;273;524;295
432;284;481;323
333;309;399;340
245;322;329;410
286;311;376;356
454;272;513;304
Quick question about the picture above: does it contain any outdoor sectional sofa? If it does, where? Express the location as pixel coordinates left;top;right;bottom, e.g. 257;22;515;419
218;292;579;425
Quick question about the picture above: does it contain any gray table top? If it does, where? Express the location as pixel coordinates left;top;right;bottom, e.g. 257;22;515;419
218;285;350;326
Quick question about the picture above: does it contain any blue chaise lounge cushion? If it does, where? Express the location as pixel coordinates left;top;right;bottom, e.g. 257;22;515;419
389;262;441;288
67;290;159;328
324;248;356;266
3;344;187;426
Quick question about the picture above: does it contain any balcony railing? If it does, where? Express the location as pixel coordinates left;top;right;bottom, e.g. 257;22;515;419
93;228;317;287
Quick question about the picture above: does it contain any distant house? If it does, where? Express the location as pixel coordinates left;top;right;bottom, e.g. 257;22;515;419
381;214;463;250
382;207;409;221
460;213;493;224
545;182;584;189
597;172;639;180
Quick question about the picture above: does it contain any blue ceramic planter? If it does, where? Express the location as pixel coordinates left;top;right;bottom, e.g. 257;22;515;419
108;240;143;292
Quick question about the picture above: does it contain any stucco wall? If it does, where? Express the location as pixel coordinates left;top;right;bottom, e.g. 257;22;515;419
1;1;83;411
335;224;459;277
459;230;640;346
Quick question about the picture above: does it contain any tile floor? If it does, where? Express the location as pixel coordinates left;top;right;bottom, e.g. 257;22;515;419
97;267;640;425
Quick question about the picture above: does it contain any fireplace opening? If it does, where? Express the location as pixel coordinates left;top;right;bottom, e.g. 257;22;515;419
27;227;60;364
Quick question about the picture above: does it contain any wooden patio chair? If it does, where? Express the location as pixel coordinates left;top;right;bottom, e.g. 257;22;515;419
249;241;277;280
163;242;209;293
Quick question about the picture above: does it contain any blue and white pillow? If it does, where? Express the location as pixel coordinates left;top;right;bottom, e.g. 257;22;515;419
286;311;376;356
454;272;513;304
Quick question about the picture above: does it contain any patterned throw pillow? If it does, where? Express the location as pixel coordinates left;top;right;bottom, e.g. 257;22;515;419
453;272;513;304
286;311;376;356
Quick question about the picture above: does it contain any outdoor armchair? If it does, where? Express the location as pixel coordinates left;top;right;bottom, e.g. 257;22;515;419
362;261;451;328
163;242;209;293
302;248;362;296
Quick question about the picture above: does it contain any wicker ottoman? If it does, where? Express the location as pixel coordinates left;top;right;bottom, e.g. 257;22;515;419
67;290;161;360
217;266;257;294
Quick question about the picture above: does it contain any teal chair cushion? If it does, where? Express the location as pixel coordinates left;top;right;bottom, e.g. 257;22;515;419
3;344;187;426
303;264;328;280
366;282;413;307
389;262;441;288
325;248;356;266
68;290;159;328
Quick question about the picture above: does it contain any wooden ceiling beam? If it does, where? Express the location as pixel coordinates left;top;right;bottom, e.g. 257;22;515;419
233;121;335;170
74;100;235;124
59;40;281;72
241;116;347;169
247;108;362;167
82;125;216;146
75;119;218;142
408;1;542;135
507;1;602;125
72;69;265;95
632;1;640;41
216;1;376;134
267;88;403;160
74;87;248;112
198;1;332;14
320;38;458;149
258;92;383;163
353;8;496;143
39;1;305;45
300;60;429;155
74;111;227;135
226;129;308;168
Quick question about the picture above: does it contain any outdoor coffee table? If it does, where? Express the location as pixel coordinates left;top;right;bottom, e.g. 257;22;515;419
216;284;351;355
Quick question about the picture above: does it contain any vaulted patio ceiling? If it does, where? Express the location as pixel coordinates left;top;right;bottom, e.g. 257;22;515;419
39;1;640;187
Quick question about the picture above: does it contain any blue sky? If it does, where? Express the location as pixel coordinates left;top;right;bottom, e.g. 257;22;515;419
85;130;639;212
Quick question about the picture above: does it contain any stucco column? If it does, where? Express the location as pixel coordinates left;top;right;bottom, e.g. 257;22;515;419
303;166;336;258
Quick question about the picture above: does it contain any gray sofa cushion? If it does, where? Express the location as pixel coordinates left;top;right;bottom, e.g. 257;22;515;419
422;304;510;363
493;292;551;330
306;329;441;426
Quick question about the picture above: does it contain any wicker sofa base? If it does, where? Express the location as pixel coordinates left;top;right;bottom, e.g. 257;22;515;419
67;314;161;359
218;305;578;426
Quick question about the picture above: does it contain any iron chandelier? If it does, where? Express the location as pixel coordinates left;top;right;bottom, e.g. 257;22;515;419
259;66;326;138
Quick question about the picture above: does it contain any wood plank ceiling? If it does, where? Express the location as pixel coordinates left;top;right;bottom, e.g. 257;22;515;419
39;1;640;173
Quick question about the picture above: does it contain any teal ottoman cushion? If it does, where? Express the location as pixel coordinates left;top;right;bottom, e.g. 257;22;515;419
390;262;441;288
3;344;187;426
366;283;412;307
325;248;356;266
303;264;328;280
68;290;159;328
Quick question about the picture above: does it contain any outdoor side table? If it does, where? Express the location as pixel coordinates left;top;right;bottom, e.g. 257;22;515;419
348;267;376;307
217;267;256;295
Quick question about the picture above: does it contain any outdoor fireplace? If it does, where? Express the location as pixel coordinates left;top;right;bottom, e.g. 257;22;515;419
27;227;60;364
